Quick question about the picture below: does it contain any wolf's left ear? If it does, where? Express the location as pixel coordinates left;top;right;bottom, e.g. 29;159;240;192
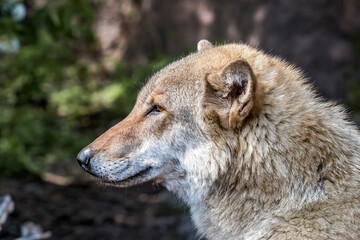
204;58;256;129
197;39;213;52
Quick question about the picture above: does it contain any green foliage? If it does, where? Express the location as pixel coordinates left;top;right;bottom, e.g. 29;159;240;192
0;0;170;175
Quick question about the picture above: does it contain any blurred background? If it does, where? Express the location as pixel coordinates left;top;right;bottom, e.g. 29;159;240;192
0;0;359;239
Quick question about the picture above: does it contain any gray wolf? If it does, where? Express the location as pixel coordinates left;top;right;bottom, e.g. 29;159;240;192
78;40;360;239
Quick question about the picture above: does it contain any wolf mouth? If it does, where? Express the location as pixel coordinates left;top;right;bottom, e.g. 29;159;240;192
103;166;153;185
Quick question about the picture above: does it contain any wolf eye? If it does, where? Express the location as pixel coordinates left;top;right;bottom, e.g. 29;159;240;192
147;105;164;115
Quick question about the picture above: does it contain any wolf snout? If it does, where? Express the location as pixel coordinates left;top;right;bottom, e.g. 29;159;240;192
77;148;92;171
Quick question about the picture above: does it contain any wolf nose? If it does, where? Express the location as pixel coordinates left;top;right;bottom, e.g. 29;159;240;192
77;148;92;169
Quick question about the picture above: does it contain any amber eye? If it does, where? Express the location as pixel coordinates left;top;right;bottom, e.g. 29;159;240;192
147;105;164;115
157;106;163;112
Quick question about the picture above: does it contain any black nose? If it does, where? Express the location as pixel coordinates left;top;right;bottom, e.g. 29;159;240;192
77;148;92;169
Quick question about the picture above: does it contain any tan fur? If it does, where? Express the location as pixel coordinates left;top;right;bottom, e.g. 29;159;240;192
78;40;360;239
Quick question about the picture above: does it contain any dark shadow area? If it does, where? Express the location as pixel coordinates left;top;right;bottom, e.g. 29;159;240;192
0;177;196;240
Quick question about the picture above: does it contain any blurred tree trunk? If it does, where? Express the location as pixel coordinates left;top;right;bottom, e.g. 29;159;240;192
94;0;141;69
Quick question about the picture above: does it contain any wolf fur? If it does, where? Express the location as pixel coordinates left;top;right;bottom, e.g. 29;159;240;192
78;40;360;239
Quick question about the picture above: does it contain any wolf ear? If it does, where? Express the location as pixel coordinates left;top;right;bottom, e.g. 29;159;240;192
197;39;213;52
204;58;256;129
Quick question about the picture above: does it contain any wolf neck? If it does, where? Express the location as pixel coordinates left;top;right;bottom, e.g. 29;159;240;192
188;103;359;239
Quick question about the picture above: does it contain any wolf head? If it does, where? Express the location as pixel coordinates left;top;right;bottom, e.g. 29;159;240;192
77;40;260;199
77;39;358;203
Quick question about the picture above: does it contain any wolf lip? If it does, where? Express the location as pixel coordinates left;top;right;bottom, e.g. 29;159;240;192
103;166;153;184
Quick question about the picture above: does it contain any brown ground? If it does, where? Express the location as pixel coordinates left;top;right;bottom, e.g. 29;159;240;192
0;176;197;240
